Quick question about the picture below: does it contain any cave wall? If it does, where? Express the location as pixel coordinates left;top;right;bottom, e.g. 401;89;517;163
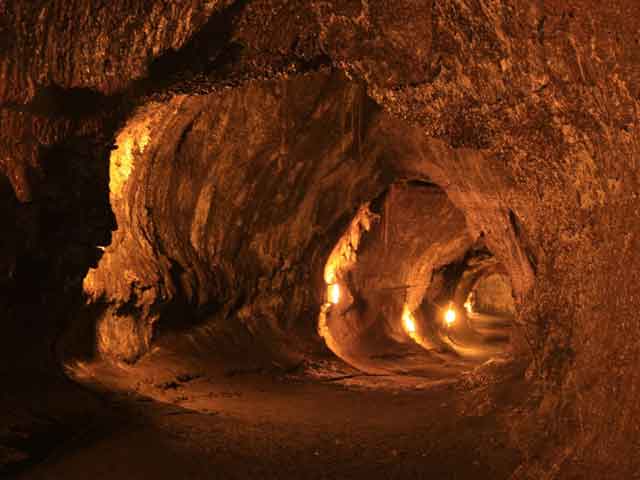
390;2;640;476
321;183;475;372
83;73;399;362
325;1;640;475
351;184;474;336
472;273;516;317
2;0;640;477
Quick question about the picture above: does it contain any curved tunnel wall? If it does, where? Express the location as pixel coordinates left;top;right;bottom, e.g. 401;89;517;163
79;72;538;374
2;1;640;477
320;182;479;374
471;273;516;317
83;73;399;363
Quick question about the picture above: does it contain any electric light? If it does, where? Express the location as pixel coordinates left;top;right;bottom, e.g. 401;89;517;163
328;283;341;304
325;267;336;285
444;307;456;327
402;307;417;334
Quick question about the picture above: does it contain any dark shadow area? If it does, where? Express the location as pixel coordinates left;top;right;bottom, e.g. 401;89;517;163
147;0;250;86
0;135;116;476
7;85;121;120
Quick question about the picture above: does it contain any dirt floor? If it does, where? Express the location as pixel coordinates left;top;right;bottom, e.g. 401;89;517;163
8;352;530;480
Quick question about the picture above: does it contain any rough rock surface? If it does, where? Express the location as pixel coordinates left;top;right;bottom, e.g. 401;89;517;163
2;1;639;478
82;73;394;362
322;183;477;373
473;273;516;317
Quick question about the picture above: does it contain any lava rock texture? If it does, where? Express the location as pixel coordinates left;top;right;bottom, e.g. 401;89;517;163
2;1;640;478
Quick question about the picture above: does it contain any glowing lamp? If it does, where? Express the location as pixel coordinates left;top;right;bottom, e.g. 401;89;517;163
402;308;417;335
328;283;341;304
444;307;457;327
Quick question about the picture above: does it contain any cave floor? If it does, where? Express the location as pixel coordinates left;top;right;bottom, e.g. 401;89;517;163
12;356;530;480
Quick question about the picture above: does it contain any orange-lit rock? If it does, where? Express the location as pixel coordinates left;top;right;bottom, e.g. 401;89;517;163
2;1;640;478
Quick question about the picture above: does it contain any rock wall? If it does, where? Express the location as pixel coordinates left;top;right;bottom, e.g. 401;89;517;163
472;273;516;317
83;73;396;361
321;183;475;373
332;2;640;476
1;1;639;477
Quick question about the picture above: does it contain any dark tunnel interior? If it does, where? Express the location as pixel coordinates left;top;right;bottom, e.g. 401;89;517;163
2;2;640;479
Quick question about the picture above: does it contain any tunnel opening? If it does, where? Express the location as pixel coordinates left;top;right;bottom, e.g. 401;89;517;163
63;73;397;372
46;70;539;480
318;181;519;379
467;273;516;318
49;68;539;398
4;1;640;478
54;70;536;395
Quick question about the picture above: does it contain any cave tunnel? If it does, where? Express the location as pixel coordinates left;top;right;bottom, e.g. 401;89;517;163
2;2;640;479
319;181;518;377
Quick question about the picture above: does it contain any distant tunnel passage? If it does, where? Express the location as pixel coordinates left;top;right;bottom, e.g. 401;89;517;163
319;182;518;377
